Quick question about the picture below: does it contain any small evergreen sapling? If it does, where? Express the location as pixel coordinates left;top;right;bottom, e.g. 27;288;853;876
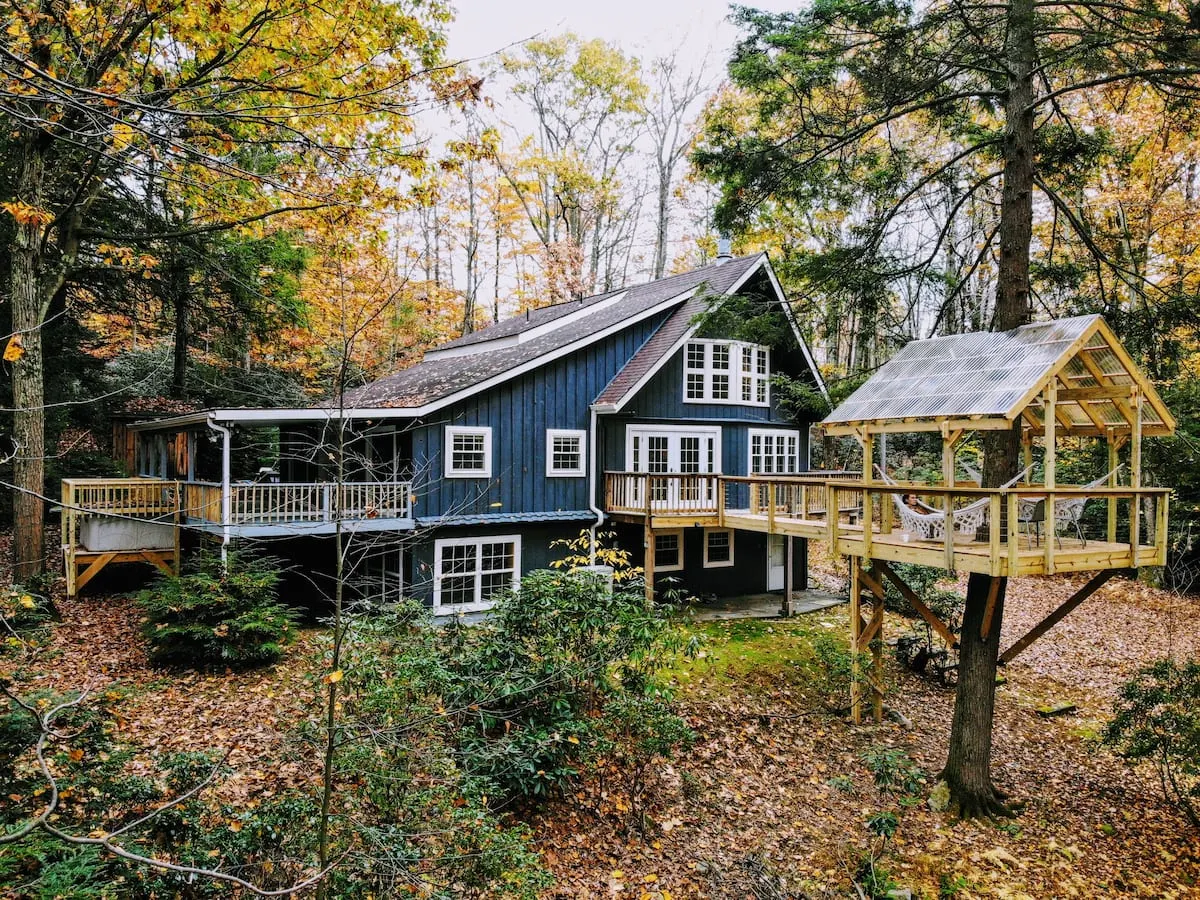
137;550;297;669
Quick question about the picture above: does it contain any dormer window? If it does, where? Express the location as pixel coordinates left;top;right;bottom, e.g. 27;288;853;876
684;340;769;406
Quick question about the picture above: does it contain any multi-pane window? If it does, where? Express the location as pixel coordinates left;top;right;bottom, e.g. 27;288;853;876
704;529;734;567
683;340;769;406
546;429;586;477
653;531;683;571
445;426;492;478
749;430;800;474
433;536;520;612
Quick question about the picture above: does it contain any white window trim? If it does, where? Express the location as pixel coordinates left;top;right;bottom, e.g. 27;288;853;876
748;428;802;475
545;428;587;477
653;529;684;572
432;534;521;614
683;339;771;407
703;528;735;568
444;425;493;478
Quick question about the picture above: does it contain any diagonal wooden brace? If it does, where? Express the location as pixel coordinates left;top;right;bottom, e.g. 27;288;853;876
874;559;959;649
999;568;1127;664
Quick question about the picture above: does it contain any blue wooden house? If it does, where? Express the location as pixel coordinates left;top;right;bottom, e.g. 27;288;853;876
64;252;829;609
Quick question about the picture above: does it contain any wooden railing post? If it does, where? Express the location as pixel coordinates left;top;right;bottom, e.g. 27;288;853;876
989;493;1002;576
826;482;838;555
862;486;873;558
944;501;955;572
1045;491;1056;574
1156;492;1169;566
1007;492;1020;577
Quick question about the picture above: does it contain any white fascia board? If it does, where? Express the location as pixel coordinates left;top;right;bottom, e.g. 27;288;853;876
137;287;706;430
422;291;629;362
131;407;422;431
760;257;831;403
398;286;704;420
593;254;768;415
422;336;520;360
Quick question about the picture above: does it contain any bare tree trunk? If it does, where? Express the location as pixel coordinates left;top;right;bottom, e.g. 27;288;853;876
941;0;1035;818
11;136;48;581
653;171;670;279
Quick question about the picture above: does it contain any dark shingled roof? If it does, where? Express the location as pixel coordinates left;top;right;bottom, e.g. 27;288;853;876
435;288;625;351
337;254;763;411
592;292;709;409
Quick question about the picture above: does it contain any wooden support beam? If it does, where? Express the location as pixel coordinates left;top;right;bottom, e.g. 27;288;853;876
782;535;794;617
74;552;118;593
1044;381;1056;575
875;560;959;649
853;561;886;723
999;569;1124;664
850;558;864;724
644;522;655;605
140;550;175;577
1057;386;1137;402
869;596;884;724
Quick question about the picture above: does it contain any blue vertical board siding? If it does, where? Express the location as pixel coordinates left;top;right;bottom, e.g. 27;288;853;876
407;521;592;604
596;339;815;478
409;312;669;519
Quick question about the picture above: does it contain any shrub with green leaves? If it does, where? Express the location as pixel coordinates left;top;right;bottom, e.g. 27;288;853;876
439;569;690;801
137;550;297;669
1104;657;1200;830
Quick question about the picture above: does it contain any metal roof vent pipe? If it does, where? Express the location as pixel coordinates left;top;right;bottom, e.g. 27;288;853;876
715;233;733;264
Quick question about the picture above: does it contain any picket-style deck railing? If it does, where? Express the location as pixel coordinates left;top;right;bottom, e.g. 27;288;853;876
603;471;1169;578
182;480;412;526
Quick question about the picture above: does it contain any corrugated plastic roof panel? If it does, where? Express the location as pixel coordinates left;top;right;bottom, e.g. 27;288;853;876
824;316;1101;425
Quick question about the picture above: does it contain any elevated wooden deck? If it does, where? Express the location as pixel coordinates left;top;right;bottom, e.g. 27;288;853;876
604;472;1168;578
62;477;415;596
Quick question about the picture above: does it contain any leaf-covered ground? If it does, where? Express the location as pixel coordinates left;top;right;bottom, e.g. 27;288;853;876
6;557;1199;898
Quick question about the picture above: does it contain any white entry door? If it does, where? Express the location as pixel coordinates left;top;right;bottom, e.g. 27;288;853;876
626;425;721;512
767;534;786;591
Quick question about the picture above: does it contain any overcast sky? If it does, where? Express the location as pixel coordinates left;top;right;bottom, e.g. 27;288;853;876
445;0;798;75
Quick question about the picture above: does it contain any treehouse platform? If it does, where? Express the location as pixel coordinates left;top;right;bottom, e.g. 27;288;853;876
611;315;1178;725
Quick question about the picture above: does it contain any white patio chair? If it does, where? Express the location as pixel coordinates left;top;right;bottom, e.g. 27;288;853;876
1017;466;1122;548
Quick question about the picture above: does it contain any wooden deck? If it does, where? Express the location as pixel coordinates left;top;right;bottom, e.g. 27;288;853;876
61;477;415;596
605;472;1168;578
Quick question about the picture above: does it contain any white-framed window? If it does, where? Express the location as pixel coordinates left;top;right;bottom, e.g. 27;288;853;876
445;426;492;478
653;529;684;572
704;528;735;567
546;428;586;477
749;429;801;475
683;339;770;406
433;535;520;613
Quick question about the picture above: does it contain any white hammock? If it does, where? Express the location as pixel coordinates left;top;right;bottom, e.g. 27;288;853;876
875;465;1033;541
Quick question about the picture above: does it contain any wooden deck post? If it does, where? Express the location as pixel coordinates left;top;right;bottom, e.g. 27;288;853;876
1130;388;1143;560
1044;381;1056;574
644;522;655;605
782;535;794;616
849;557;863;724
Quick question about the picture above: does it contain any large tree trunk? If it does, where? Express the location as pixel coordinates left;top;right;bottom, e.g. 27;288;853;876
171;251;190;400
10;137;48;581
939;0;1035;817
